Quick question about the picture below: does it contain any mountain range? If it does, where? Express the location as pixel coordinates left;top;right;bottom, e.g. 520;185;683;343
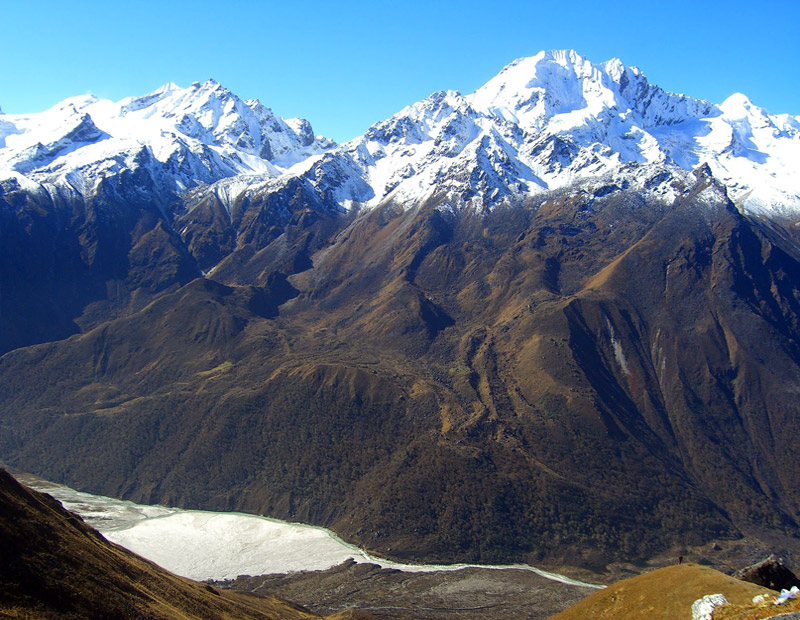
2;49;800;572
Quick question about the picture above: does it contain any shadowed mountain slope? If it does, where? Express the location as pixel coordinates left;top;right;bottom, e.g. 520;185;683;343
0;468;324;620
3;164;800;570
0;175;200;355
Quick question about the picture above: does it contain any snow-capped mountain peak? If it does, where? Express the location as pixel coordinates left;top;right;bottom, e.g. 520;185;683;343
3;51;799;217
282;50;799;215
0;80;335;201
470;50;616;123
718;92;774;128
468;49;713;131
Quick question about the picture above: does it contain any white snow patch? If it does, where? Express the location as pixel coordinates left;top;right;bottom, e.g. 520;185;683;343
18;475;603;588
605;316;631;376
105;511;366;580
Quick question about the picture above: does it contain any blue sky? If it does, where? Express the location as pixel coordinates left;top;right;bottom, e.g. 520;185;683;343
2;0;798;143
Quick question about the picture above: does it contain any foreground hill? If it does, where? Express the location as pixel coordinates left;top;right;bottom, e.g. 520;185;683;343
0;468;340;619
550;564;773;620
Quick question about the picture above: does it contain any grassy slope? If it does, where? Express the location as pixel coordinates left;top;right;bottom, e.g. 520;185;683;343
714;598;800;619
550;564;773;620
0;469;329;620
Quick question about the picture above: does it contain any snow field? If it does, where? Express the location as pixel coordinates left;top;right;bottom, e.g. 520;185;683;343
21;475;603;588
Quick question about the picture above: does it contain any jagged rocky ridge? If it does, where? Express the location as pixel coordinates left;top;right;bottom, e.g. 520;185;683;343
0;78;333;202
2;50;799;217
197;49;800;217
2;51;800;571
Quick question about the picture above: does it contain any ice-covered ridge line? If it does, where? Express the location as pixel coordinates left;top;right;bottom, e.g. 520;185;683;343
468;49;715;130
284;49;799;216
0;79;335;199
18;474;603;589
7;50;795;215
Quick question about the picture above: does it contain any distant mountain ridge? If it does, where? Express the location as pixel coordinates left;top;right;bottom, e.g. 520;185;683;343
2;49;798;216
302;49;798;214
0;78;333;202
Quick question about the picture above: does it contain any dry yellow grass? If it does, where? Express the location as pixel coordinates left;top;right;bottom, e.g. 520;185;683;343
550;564;773;620
713;596;800;619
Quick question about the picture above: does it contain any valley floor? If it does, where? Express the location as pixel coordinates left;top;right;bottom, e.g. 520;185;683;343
15;473;600;618
215;560;595;620
16;473;795;620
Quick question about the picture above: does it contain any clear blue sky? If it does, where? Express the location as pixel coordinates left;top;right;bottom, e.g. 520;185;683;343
2;0;798;143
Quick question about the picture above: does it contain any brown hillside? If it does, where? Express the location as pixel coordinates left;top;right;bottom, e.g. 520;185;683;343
550;564;772;620
3;168;800;569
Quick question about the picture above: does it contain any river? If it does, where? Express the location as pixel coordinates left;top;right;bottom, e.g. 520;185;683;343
16;473;602;589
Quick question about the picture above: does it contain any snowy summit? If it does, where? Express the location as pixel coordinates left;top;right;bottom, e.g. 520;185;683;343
290;49;800;215
0;79;334;200
1;51;799;216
